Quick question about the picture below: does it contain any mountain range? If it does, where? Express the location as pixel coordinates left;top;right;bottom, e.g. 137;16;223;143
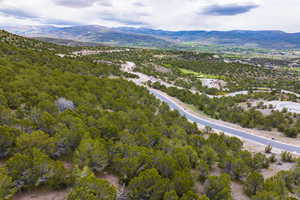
2;25;300;49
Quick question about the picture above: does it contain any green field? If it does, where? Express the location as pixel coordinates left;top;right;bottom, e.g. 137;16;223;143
280;67;300;72
179;68;225;79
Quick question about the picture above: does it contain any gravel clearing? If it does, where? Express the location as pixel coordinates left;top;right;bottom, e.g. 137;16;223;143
266;101;300;114
13;190;68;200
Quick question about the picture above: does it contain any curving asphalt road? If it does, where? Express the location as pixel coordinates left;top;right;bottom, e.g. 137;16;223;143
150;89;300;154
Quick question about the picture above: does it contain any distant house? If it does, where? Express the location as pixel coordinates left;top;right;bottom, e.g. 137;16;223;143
264;63;275;69
288;63;300;68
201;79;227;90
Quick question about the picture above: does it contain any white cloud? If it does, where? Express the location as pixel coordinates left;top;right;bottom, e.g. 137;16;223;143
0;0;299;32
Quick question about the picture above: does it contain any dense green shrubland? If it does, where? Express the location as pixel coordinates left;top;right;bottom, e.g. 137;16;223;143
0;31;300;200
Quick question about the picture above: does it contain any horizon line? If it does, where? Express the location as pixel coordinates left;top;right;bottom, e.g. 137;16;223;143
1;24;300;34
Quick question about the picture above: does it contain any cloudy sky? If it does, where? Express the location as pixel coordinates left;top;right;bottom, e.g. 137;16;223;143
0;0;299;32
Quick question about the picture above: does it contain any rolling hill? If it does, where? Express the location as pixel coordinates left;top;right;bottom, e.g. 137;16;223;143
33;37;104;47
116;27;300;49
1;25;175;48
2;25;300;49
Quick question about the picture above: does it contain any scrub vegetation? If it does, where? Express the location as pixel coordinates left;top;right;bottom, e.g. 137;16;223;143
0;31;300;200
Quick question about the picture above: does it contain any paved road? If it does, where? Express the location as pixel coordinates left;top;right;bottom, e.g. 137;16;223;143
150;89;300;154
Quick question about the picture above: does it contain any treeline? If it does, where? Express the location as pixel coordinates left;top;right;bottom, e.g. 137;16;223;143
152;82;300;138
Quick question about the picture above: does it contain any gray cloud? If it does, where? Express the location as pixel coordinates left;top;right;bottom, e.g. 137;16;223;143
0;7;81;26
203;4;259;16
133;2;146;7
96;1;112;7
0;0;299;32
0;8;38;19
45;18;82;26
53;0;101;8
102;15;148;26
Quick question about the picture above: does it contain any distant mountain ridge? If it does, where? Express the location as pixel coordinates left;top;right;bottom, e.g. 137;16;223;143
115;27;300;49
1;25;175;48
2;25;300;49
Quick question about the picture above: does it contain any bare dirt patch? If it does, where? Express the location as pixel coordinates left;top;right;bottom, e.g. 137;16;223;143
0;160;5;167
153;65;171;73
194;182;204;195
261;161;295;179
231;182;250;200
97;173;121;190
13;189;69;200
210;166;222;177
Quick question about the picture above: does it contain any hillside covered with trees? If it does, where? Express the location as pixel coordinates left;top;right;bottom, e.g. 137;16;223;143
1;31;300;200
